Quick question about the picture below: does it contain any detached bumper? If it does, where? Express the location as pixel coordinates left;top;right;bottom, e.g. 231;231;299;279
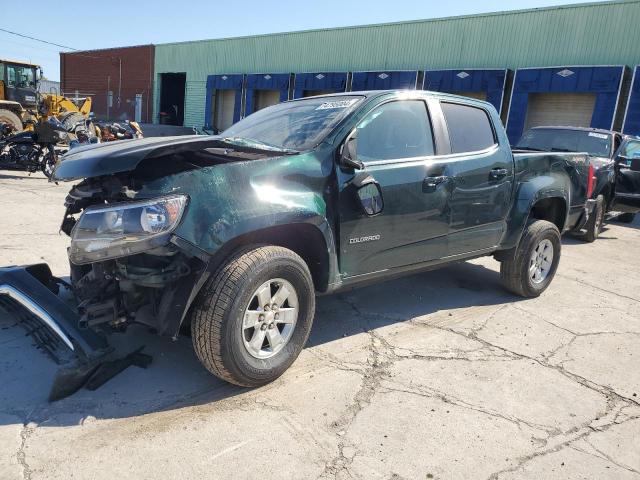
0;264;113;400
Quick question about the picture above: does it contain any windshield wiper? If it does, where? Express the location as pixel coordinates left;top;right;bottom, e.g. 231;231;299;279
220;136;299;155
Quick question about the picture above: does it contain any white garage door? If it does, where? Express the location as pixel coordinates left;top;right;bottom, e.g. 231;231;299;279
255;90;281;112
524;93;597;131
213;89;236;132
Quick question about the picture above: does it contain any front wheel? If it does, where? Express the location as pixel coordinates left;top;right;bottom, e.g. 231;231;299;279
191;245;315;387
500;220;561;298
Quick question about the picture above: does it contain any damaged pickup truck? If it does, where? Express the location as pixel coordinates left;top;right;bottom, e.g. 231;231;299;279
0;91;596;399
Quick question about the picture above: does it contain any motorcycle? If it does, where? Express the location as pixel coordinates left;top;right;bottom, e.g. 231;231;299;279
95;120;143;142
0;118;68;178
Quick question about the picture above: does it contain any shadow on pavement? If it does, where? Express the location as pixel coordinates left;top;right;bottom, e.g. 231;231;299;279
0;260;518;426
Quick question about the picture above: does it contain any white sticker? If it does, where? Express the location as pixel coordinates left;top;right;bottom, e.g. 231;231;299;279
588;132;608;139
316;99;359;110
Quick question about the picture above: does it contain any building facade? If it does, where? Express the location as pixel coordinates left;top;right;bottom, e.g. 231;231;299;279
60;45;155;123
61;1;640;138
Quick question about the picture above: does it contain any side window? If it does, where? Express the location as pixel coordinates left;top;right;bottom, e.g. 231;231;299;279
441;102;496;154
7;66;16;87
356;100;435;162
622;140;640;159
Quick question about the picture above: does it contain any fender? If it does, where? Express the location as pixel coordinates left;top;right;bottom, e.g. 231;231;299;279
500;153;579;250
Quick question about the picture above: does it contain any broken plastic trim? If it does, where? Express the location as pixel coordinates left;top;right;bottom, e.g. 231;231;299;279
0;265;118;401
0;284;75;350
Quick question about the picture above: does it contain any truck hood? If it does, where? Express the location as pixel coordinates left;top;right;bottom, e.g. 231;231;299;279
52;135;256;181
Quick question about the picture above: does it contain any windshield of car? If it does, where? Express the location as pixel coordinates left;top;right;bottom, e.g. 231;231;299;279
221;96;363;151
516;128;612;158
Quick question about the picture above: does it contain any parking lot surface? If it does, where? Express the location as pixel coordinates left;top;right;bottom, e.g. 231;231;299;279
1;170;639;480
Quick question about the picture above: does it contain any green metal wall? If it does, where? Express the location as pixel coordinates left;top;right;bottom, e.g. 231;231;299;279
154;0;640;126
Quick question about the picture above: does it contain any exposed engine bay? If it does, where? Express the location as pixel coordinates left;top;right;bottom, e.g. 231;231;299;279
60;174;209;339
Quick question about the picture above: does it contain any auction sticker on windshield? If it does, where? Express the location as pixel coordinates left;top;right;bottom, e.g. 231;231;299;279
588;132;609;139
316;99;359;110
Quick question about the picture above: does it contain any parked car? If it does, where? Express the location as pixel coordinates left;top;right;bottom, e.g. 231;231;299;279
0;91;596;399
515;126;640;240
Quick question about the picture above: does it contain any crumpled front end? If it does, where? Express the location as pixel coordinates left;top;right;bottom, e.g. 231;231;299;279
61;175;210;340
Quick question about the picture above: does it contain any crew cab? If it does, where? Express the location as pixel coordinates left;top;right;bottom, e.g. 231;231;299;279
0;91;595;398
516;126;640;240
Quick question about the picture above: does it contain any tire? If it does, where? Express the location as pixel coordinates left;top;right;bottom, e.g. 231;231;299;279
0;109;22;133
584;195;604;243
615;212;636;224
60;112;85;132
500;220;561;298
191;245;315;387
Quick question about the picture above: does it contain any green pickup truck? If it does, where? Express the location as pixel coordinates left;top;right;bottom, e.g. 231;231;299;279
0;91;596;397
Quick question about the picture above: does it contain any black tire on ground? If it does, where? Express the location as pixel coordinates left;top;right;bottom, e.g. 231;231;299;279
500;220;561;298
0;109;23;133
584;195;605;243
615;212;636;224
190;245;315;387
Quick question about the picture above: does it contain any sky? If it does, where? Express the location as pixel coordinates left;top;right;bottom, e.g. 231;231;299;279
0;0;602;81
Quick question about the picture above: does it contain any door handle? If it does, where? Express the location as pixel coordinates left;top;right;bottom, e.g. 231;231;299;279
423;175;450;191
489;168;509;180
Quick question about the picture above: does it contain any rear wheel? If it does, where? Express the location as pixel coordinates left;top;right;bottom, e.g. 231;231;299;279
615;212;636;224
584;195;604;243
191;245;315;387
500;220;561;297
0;109;22;133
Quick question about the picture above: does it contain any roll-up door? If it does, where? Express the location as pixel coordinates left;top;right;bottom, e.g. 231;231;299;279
205;74;244;132
524;93;597;131
213;89;237;132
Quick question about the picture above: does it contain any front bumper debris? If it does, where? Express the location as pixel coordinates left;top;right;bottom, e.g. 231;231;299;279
0;264;150;401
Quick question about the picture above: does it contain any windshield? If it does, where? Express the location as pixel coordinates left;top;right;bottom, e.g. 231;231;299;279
516;128;612;158
221;96;363;151
7;65;36;88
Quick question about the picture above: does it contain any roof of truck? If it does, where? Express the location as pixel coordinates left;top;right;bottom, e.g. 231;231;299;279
0;59;40;68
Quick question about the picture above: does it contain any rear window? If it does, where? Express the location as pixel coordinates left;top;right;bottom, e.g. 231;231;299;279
441;102;496;154
516;128;612;158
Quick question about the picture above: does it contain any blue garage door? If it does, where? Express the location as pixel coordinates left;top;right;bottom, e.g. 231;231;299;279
423;69;508;114
293;72;348;98
351;71;418;91
623;66;640;136
506;66;625;144
205;74;244;131
244;73;291;116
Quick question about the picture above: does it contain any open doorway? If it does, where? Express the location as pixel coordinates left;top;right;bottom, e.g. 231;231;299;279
159;73;186;126
254;90;281;111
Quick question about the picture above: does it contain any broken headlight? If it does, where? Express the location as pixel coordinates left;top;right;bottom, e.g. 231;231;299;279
69;195;188;264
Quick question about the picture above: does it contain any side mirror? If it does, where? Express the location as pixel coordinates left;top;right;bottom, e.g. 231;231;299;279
340;133;364;170
352;174;384;216
38;68;44;80
357;182;384;216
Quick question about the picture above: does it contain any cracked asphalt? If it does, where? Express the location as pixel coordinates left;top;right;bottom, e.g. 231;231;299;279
1;170;639;480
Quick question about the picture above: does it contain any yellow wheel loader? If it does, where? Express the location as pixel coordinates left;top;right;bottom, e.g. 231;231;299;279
0;59;92;133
